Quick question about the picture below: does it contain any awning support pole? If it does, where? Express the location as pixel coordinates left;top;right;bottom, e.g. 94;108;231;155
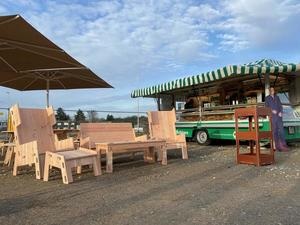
265;73;270;97
157;96;161;111
273;74;279;87
137;98;140;133
46;79;50;107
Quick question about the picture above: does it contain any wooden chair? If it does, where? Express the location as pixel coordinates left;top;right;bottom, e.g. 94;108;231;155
147;109;188;164
10;105;100;184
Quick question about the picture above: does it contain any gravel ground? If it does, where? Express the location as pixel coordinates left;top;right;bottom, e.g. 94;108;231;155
0;142;299;225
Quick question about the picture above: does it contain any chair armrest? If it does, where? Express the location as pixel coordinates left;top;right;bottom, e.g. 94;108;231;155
55;137;74;151
135;134;148;141
77;147;98;155
80;137;92;149
17;140;37;151
15;141;38;163
175;133;186;143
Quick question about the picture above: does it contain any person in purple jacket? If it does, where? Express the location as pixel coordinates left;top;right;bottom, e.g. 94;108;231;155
265;87;288;151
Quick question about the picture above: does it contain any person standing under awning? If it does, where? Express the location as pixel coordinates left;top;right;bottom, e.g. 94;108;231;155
265;87;289;151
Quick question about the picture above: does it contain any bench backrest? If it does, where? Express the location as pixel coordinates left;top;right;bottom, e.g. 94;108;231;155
147;109;177;141
10;104;56;153
79;123;136;146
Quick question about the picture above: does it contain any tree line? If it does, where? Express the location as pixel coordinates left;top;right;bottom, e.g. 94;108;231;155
55;107;148;126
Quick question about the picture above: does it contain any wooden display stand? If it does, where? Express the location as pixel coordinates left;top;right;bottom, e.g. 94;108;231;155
234;106;274;166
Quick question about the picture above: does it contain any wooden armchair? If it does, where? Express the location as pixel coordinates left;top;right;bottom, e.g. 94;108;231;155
10;105;100;184
147;109;188;164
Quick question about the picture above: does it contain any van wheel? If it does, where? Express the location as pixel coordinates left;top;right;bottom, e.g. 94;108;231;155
195;130;211;145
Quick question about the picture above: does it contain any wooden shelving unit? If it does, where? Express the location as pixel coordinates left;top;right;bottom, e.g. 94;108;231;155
234;106;275;166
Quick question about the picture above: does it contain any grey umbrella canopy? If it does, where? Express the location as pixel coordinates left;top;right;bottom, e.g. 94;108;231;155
0;14;112;106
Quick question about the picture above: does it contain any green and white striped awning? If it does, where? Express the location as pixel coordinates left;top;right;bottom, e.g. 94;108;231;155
131;59;300;98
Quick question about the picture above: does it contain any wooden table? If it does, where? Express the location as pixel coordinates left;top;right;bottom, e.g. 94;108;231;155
95;140;166;173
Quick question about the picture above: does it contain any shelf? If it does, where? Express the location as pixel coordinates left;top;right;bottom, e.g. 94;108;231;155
234;106;274;166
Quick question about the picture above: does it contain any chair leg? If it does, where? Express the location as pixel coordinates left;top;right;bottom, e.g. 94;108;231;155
161;148;167;165
143;149;148;162
4;147;14;166
147;147;155;163
92;156;101;176
182;144;188;160
143;147;155;163
61;161;73;184
35;154;44;180
76;166;82;174
157;149;163;162
0;146;3;156
43;154;50;182
12;155;18;176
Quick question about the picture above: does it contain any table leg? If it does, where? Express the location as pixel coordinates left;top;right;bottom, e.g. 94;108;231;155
147;147;155;163
106;150;113;173
161;147;167;165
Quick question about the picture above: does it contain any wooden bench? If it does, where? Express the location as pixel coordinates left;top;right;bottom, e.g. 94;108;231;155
148;109;188;164
80;123;166;172
10;105;100;184
79;123;145;149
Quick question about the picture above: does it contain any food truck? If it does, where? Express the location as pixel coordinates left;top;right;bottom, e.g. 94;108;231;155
131;59;300;144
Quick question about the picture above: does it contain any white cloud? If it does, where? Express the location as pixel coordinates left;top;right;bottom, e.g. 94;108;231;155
185;4;221;22
13;0;216;90
217;0;300;51
217;34;250;52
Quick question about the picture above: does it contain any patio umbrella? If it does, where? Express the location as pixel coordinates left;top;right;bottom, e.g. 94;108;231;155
0;15;112;106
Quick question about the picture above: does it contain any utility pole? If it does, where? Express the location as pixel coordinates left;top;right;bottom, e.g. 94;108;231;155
136;74;140;133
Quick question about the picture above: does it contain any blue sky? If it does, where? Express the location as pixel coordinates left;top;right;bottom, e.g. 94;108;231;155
0;0;300;117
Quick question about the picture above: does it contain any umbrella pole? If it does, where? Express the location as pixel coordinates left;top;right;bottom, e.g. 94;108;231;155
46;79;50;107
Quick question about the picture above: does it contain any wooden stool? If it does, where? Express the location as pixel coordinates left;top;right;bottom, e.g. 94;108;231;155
43;148;101;184
234;106;274;166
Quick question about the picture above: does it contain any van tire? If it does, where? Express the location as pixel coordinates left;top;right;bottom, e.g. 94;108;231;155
195;129;211;145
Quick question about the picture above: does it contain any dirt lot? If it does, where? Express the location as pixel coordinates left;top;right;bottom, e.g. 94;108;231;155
0;142;299;225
